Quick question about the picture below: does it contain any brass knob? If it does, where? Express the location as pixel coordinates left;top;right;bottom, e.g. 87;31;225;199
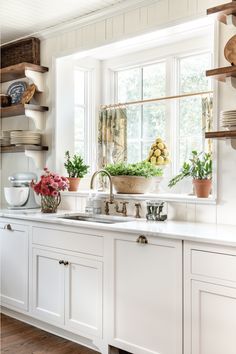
4;224;12;231
64;261;69;266
59;260;64;265
136;235;148;244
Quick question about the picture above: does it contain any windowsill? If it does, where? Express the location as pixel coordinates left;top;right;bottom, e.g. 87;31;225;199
61;190;216;205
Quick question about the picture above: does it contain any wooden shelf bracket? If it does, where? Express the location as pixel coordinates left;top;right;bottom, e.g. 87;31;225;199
224;13;236;26
25;149;46;169
226;76;236;88
230;139;236;149
25;109;45;130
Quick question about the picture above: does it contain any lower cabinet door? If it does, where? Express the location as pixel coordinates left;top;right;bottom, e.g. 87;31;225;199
32;248;65;326
64;254;103;339
109;235;182;354
0;223;28;311
191;281;236;354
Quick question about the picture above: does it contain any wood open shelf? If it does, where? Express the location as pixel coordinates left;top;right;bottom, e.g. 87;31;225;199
0;104;48;118
0;62;49;83
207;1;236;24
206;65;236;80
1;145;49;153
205;130;236;139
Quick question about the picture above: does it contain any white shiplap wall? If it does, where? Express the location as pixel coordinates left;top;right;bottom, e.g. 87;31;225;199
3;0;236;226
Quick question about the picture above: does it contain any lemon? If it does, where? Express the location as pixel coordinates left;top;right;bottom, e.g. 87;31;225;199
150;156;157;165
156;138;163;143
148;149;153;157
163;149;168;156
157;156;164;164
154;149;161;157
157;142;164;150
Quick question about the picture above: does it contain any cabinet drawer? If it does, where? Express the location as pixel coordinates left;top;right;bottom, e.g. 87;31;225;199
191;249;236;283
32;227;103;257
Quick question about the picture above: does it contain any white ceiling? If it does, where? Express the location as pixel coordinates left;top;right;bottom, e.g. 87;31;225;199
1;0;126;44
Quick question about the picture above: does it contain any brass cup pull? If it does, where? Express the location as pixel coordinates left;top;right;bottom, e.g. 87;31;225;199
64;261;69;266
59;260;64;265
4;224;12;231
136;235;148;244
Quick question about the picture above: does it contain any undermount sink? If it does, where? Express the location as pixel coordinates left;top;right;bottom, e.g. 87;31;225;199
58;213;134;224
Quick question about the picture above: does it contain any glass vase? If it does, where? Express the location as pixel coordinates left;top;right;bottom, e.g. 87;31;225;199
41;194;61;213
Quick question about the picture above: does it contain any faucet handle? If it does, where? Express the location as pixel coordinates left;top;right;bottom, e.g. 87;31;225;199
134;202;142;218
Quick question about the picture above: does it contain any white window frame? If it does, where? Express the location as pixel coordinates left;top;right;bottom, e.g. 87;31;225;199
113;50;212;174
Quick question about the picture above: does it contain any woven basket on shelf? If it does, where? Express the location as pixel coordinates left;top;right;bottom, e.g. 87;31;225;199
1;37;40;68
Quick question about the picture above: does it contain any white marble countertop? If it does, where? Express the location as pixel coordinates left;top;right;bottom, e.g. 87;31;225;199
1;209;236;247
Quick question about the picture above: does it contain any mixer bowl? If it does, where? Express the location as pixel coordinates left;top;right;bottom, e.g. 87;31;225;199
4;187;29;207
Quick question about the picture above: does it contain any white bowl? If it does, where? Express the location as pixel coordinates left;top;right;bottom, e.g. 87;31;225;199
4;187;29;207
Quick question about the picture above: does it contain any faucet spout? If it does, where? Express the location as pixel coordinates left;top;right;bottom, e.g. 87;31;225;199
90;169;114;204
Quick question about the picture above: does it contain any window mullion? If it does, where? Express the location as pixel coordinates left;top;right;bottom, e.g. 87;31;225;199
141;67;144;160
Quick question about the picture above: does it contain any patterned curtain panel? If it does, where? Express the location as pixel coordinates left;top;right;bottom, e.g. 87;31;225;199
202;94;213;154
98;108;127;168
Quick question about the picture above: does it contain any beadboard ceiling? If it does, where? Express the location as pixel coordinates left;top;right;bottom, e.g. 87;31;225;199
1;0;127;44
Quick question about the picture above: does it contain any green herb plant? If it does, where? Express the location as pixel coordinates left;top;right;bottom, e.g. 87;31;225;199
168;150;212;188
104;161;163;178
64;151;89;178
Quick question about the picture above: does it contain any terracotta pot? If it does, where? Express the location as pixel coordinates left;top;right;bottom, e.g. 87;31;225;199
111;176;155;194
67;177;81;191
193;179;212;198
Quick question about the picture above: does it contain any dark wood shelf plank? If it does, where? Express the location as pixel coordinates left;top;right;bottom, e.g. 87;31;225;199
207;1;236;15
206;65;236;80
0;104;48;118
0;62;49;83
205;130;236;139
1;145;49;153
207;1;236;22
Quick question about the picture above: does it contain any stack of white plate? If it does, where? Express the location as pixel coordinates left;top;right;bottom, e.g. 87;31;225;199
10;131;41;145
220;110;236;130
0;131;10;146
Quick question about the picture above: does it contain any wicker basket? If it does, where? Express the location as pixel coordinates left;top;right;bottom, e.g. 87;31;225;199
1;37;40;68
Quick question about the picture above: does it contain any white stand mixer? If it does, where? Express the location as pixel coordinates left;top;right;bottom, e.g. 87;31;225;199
4;172;40;210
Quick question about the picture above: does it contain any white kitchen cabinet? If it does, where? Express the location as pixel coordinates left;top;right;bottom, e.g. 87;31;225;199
65;254;103;338
32;248;65;326
184;242;236;354
0;222;29;311
191;281;236;354
32;246;103;339
108;234;182;354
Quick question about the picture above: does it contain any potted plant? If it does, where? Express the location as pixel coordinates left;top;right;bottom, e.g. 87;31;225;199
168;151;212;198
64;151;89;191
104;161;163;194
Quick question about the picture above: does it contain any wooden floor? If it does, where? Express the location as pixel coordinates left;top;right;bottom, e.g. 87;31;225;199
0;314;99;354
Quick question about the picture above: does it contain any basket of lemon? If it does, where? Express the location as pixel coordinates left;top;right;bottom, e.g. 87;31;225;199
147;138;170;166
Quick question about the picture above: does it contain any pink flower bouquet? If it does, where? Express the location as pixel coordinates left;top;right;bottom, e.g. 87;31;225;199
31;168;69;213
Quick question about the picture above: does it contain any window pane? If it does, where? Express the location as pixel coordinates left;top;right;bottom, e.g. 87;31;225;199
143;103;166;140
142;141;154;160
179;96;203;167
127;106;141;139
143;62;166;99
74;141;84;158
75;106;85;140
179;137;202;168
74;70;85;105
117;68;141;102
127;141;141;163
179;53;211;94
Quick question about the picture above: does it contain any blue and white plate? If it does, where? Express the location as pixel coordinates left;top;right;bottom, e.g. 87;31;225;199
7;81;27;104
